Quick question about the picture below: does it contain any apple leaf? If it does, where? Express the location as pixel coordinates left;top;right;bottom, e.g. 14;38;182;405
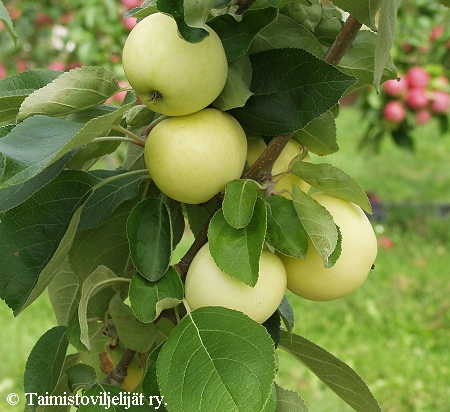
183;198;220;237
0;152;73;213
291;185;338;267
249;14;324;58
208;197;267;287
287;0;322;32
129;268;184;323
279;331;382;412
0;1;17;44
290;162;372;213
0;69;62;122
78;170;142;230
109;293;161;353
222;179;259;229
48;259;80;326
66;363;97;392
142;345;165;406
0;171;93;314
373;0;400;91
17;66;122;122
24;326;69;412
265;195;308;259
0;103;133;189
184;0;216;30
293;111;338;155
213;54;253;111
230;48;356;136
127;197;172;282
70;198;139;283
156;307;276;412
278;295;295;334
275;383;309;411
339;30;396;92
156;0;209;43
78;266;125;351
209;8;278;62
330;0;381;31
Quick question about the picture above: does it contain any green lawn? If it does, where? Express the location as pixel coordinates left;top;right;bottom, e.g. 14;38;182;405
1;107;450;411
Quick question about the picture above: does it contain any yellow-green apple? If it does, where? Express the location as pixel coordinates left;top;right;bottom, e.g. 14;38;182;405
144;108;247;204
279;192;377;301
185;243;287;323
246;134;310;196
122;12;228;116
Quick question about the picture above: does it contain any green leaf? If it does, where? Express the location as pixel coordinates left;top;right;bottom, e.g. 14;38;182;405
17;66;121;122
339;30;396;91
0;1;17;44
70;198;138;283
0;103;132;189
275;383;309;411
230;48;356;136
129;268;184;323
48;259;80;326
156;0;209;43
78;266;122;351
291;185;338;267
249;14;324;58
0;171;93;314
109;293;161;353
209;8;278;61
0;70;62;122
208;197;267;287
293;111;338;155
223;179;259;228
183;198;220;237
24;326;69;412
278;296;294;334
127;197;172;282
330;0;381;31
290;162;372;213
279;331;382;412
373;0;400;91
184;0;215;29
265;195;308;258
213;54;253;111
66;363;97;392
288;0;322;32
142;345;165;406
0;152;72;212
79;170;142;230
156;307;276;412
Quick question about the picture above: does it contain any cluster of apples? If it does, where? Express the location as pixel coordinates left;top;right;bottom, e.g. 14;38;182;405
122;12;377;325
383;66;450;126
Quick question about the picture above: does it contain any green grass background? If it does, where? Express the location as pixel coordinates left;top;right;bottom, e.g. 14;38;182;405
1;108;450;411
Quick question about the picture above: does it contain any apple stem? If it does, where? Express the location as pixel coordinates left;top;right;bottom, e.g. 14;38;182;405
103;348;137;387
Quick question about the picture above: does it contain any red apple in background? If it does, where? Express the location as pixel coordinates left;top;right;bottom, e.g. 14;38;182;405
430;25;445;41
122;17;137;31
383;101;406;123
35;11;53;26
383;77;408;97
0;64;6;79
48;60;66;71
122;0;142;8
16;60;28;73
379;236;394;250
415;109;432;124
405;87;429;109
406;67;430;88
430;90;450;113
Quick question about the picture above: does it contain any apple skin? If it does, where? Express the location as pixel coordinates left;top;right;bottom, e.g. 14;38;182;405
279;192;377;301
144;108;247;204
122;12;228;116
185;243;287;324
383;100;406;123
246;134;310;196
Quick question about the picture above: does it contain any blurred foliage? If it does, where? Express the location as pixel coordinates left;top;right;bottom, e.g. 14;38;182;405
0;0;141;78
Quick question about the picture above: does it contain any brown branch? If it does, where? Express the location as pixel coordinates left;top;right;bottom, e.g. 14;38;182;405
234;0;257;15
324;15;363;66
103;348;136;386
